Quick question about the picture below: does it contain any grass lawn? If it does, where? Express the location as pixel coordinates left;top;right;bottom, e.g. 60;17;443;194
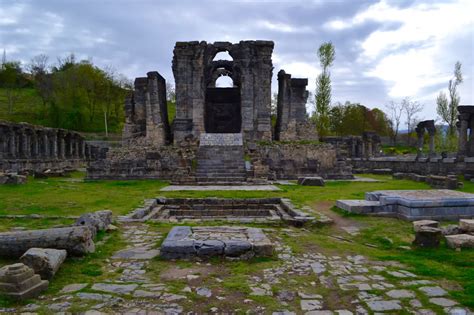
0;173;473;310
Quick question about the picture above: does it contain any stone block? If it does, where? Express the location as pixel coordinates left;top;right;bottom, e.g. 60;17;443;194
0;263;48;300
412;226;442;248
413;220;439;232
20;248;67;280
445;234;474;249
459;219;474;233
75;210;113;237
298;177;325;186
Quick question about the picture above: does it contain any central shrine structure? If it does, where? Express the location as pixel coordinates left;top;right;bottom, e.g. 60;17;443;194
88;40;353;183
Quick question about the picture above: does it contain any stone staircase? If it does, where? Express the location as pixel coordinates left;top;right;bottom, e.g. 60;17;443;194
195;133;247;184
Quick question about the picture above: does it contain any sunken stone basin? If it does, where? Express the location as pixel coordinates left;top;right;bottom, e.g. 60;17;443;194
160;226;273;260
123;197;315;227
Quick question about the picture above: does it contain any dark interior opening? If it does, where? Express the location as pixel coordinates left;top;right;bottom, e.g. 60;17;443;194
205;87;241;133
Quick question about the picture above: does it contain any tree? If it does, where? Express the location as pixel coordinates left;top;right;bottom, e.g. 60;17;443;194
314;42;335;137
385;101;404;145
402;97;423;145
27;54;52;111
437;61;463;135
0;61;27;113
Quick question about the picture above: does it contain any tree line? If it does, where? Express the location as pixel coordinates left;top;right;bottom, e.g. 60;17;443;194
0;52;130;133
313;42;464;151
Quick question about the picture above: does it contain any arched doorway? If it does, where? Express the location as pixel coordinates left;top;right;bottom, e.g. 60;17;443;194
205;56;241;133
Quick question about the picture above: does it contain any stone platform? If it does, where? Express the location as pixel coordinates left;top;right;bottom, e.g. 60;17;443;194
160;185;280;191
122;197;315;226
337;190;474;221
160;226;273;260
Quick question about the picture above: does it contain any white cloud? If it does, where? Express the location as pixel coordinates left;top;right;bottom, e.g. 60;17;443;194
255;20;312;33
327;0;474;103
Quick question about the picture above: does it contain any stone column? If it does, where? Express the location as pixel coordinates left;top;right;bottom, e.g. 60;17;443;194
458;114;469;159
80;140;86;159
58;134;65;159
51;133;58;159
31;132;38;158
9;132;17;158
416;127;424;159
21;132;30;158
428;130;436;157
366;139;373;158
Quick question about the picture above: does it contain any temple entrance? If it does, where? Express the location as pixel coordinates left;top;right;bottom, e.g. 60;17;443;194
205;77;241;133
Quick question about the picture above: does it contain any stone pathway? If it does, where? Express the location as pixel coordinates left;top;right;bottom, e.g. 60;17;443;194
6;223;471;314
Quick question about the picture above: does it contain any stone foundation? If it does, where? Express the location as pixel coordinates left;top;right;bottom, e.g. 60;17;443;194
160;226;273;260
337;189;474;221
122;197;315;227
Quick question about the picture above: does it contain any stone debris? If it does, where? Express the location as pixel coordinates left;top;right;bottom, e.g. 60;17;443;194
20;248;67;280
459;219;474;233
91;283;138;295
75;210;113;237
0;263;48;300
445;234;474;249
413;226;442;248
0;226;95;257
298;176;325;186
413;220;439;232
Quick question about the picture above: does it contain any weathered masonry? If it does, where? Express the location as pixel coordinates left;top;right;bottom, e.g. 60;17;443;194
172;41;274;142
0;120;102;172
275;70;317;141
458;105;474;159
87;40;352;182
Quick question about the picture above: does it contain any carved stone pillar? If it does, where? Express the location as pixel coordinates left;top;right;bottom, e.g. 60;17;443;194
51;133;58;158
428;130;436;157
58;134;65;159
21;132;30;158
458;113;469;159
9;132;17;158
80;140;86;158
416;127;424;159
31;132;39;158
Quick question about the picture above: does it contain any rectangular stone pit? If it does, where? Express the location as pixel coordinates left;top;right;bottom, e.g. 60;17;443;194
123;197;314;227
160;226;273;260
337;190;474;221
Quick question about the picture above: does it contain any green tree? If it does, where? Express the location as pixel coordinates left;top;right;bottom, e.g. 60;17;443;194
315;42;335;137
437;61;463;135
0;61;28;113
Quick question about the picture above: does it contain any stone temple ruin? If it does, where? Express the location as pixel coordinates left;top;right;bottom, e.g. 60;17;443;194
0;120;104;174
88;40;350;182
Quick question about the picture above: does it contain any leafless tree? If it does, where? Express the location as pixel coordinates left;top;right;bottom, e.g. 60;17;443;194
385;101;403;145
402;97;424;145
166;82;176;102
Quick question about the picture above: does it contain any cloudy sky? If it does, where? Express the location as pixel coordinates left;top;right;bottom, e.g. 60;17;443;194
1;0;473;121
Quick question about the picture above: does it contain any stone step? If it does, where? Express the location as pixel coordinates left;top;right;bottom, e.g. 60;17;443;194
335;200;383;214
196;177;246;182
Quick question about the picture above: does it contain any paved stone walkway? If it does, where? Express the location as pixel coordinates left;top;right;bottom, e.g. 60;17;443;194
5;223;472;314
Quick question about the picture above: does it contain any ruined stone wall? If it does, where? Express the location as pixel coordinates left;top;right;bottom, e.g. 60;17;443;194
172;41;274;143
275;70;317;141
122;72;171;145
0;120;102;173
86;138;197;180
322;132;381;159
246;143;353;180
351;156;474;178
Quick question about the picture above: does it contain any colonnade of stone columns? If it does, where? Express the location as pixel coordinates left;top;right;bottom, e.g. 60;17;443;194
361;132;381;158
0;121;90;160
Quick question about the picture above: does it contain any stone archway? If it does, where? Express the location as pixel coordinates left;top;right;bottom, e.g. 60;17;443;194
204;55;242;134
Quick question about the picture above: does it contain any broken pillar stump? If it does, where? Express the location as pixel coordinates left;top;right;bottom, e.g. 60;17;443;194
412;226;442;248
20;248;67;280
